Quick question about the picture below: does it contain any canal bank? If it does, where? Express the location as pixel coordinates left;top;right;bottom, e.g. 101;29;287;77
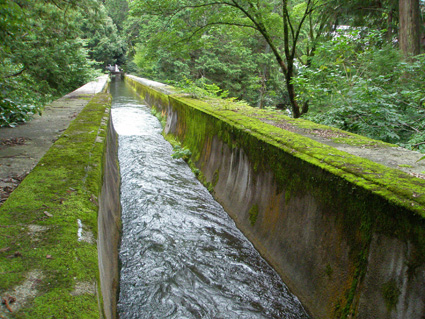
0;76;119;318
125;74;425;319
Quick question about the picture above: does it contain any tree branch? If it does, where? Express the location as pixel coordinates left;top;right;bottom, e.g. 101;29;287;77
282;1;291;61
228;0;288;75
162;20;256;49
291;0;315;60
413;141;425;147
3;67;26;79
283;2;295;45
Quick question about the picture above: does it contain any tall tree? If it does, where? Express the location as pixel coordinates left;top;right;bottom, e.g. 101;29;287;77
104;0;129;30
399;0;421;57
129;0;325;118
80;4;127;68
0;0;99;126
131;15;281;106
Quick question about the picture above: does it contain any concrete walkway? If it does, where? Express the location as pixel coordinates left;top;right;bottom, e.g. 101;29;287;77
0;75;109;204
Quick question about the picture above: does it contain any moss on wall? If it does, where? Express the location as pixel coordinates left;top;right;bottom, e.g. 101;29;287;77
123;76;425;216
248;204;259;226
172;96;424;214
0;93;112;318
381;279;401;312
124;75;425;319
125;76;170;109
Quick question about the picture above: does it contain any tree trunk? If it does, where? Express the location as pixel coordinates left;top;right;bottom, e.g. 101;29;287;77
285;71;301;118
257;43;270;109
386;8;393;42
399;0;421;57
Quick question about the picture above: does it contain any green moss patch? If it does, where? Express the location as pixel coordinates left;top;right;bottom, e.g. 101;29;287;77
248;204;259;226
381;279;400;312
124;76;425;217
0;93;111;318
163;95;425;217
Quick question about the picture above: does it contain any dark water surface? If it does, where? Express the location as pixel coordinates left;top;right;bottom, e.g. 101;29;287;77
111;79;309;319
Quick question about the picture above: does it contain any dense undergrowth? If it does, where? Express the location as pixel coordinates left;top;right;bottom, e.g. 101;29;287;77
295;30;425;153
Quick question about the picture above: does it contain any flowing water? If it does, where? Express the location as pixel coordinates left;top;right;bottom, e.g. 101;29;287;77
111;79;309;319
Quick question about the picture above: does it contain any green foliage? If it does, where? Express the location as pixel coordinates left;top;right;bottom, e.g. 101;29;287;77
326;0;400;31
150;107;166;127
125;0;425;143
0;0;102;127
177;77;229;99
0;96;41;127
103;0;128;30
80;4;127;68
295;29;425;151
128;1;285;108
173;77;252;112
381;279;401;311
0;0;126;126
171;145;192;162
248;204;259;226
0;0;131;126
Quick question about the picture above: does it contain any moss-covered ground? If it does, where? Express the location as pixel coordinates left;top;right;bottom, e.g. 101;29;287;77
0;93;111;318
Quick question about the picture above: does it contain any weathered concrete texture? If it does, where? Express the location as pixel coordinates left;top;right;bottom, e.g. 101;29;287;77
308;136;425;177
98;118;121;319
184;125;358;319
0;76;109;200
358;234;425;319
0;77;118;318
125;75;425;319
198;136;354;318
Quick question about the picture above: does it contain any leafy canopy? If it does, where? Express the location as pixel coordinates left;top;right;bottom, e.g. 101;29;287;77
0;0;127;127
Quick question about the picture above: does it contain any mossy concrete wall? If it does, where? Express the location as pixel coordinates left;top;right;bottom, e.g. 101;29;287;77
0;87;121;318
125;74;425;319
97;106;121;319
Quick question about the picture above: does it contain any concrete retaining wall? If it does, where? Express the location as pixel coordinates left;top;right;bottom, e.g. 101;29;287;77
98;113;121;319
0;77;121;318
125;74;425;319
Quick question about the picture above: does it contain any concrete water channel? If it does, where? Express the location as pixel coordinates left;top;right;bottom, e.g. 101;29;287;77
1;75;424;318
111;79;309;318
